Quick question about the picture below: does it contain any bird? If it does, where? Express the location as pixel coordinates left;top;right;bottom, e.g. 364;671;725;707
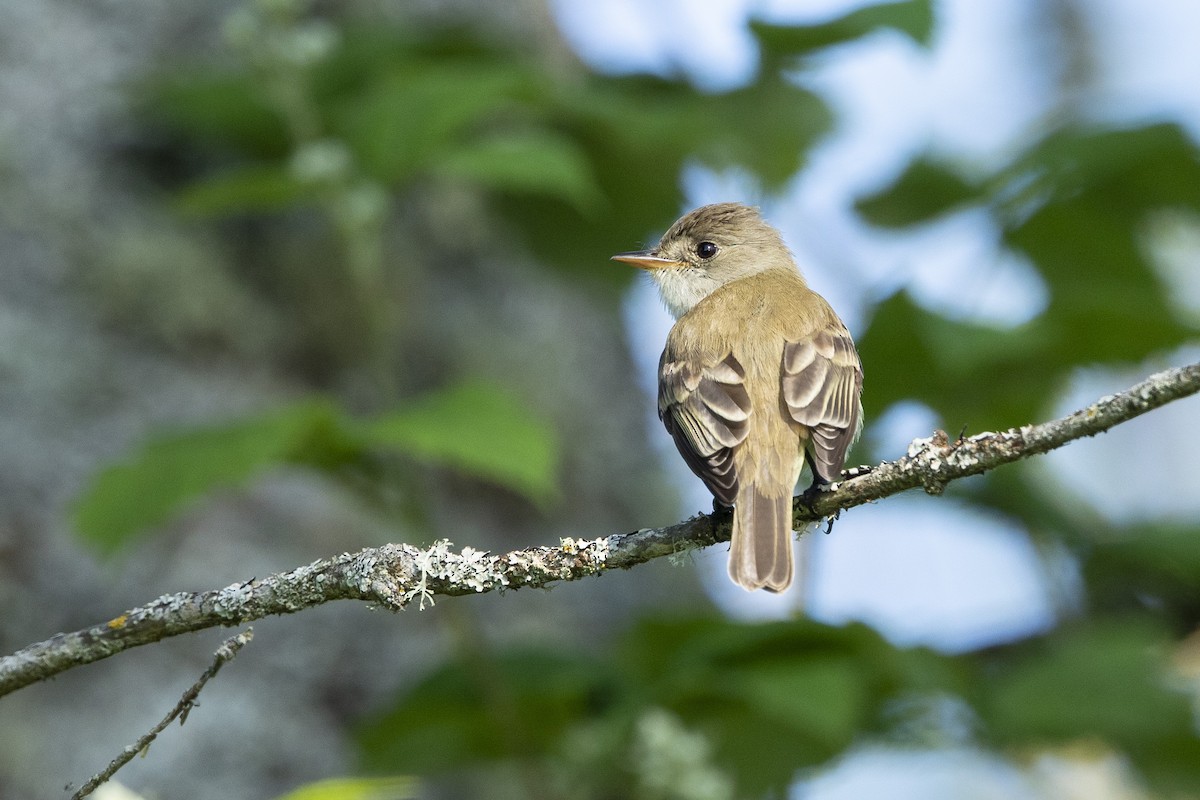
613;202;863;592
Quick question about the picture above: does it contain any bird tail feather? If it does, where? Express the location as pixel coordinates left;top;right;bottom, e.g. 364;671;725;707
728;487;794;592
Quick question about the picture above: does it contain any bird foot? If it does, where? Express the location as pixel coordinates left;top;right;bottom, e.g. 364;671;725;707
711;498;734;516
797;481;830;512
799;482;843;534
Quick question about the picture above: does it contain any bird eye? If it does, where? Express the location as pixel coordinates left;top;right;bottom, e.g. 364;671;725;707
696;241;718;259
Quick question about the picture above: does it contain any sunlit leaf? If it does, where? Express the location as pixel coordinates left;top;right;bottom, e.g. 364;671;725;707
73;400;348;553
434;132;601;212
273;776;418;800
362;380;560;507
74;381;558;552
339;63;533;182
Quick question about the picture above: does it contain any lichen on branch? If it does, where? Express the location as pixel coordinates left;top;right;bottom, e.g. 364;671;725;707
2;360;1198;698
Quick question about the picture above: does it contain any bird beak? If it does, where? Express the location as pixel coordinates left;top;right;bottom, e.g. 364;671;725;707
611;250;684;271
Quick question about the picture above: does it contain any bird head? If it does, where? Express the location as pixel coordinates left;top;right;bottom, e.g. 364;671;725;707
612;203;799;318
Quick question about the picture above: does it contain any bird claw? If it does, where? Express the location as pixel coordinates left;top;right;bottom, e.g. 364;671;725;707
799;482;843;534
797;481;829;512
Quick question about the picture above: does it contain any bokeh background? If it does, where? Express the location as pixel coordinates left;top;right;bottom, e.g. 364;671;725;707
2;0;1199;798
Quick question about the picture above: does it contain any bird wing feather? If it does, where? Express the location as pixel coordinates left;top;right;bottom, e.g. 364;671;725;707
781;326;863;483
658;352;751;506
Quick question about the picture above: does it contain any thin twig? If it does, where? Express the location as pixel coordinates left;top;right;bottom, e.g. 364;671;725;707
3;361;1198;699
69;629;254;800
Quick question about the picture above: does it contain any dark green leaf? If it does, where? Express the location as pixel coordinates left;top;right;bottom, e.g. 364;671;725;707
1085;523;1200;622
357;649;609;774
726;656;867;743
753;0;934;68
858;291;1057;431
857;123;1200;435
856;159;979;227
175;164;312;215
619;616;957;796
500;74;830;280
983;619;1191;745
699;78;831;188
142;73;290;158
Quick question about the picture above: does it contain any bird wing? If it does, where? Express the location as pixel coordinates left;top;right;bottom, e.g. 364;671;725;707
781;326;863;484
658;352;752;506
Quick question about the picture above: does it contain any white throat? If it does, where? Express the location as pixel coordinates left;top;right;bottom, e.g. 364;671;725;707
650;268;722;320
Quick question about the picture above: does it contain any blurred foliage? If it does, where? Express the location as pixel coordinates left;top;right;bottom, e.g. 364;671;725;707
357;615;1199;797
71;0;1200;796
148;16;839;282
82;0;935;548
857;123;1200;428
80;0;918;555
74;380;558;553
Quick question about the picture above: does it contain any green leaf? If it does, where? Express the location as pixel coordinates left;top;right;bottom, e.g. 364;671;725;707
752;0;934;67
273;776;418;800
982;619;1192;745
433;132;601;213
142;72;291;157
357;649;609;774
856;159;979;227
175;164;312;215
1001;122;1200;211
498;73;831;280
858;291;1057;430
359;615;963;796
361;380;560;507
73;400;349;553
339;62;534;182
726;656;867;743
1085;523;1200;621
857;124;1200;435
699;77;832;188
619;616;956;797
73;381;559;552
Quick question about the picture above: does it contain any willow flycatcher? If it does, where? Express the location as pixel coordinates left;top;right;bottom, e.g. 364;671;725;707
613;203;863;592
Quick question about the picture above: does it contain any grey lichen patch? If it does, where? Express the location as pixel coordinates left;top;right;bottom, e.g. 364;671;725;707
210;582;256;620
359;537;615;611
560;536;611;570
906;435;936;458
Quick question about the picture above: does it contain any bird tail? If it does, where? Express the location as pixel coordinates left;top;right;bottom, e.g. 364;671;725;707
728;486;794;592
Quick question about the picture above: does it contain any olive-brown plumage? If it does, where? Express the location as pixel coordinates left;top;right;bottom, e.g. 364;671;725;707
613;203;863;592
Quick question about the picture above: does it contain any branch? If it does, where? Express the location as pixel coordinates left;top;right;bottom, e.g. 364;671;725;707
70;629;253;799
3;361;1198;697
